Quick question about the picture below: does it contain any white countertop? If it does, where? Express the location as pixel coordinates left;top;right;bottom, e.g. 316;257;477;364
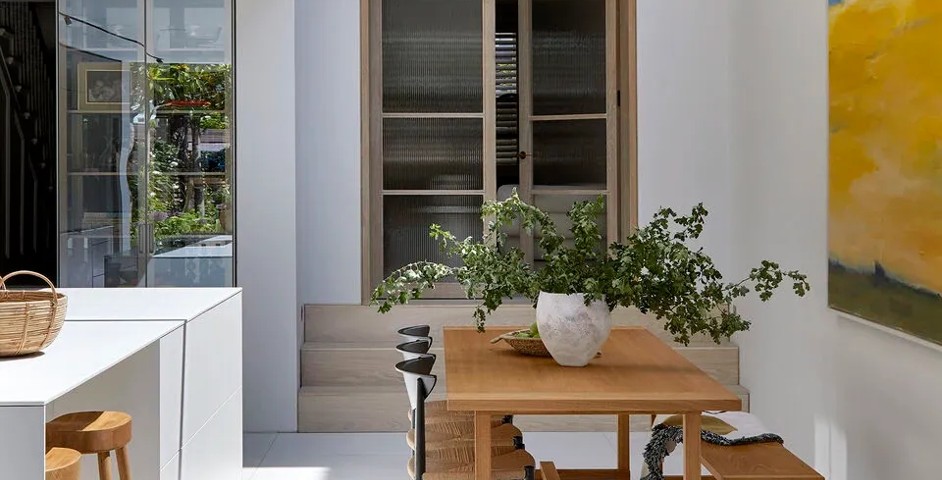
60;288;241;322
0;321;182;406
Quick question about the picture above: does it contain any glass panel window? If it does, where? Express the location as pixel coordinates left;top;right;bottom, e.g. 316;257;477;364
532;0;606;116
532;194;608;263
383;118;484;190
383;195;484;277
532;119;607;188
382;0;483;113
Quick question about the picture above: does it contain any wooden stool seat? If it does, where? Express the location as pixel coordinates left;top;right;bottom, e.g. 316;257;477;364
47;411;133;480
47;411;132;454
408;449;535;480
45;447;82;480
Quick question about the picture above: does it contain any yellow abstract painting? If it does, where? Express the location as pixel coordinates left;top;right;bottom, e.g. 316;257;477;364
829;0;942;344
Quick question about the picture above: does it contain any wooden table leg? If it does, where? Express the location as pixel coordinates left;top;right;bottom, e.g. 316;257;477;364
683;412;702;480
475;412;492;480
617;414;631;475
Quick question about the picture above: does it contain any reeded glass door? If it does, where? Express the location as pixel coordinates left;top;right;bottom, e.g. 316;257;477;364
369;0;624;293
518;0;617;264
374;0;493;295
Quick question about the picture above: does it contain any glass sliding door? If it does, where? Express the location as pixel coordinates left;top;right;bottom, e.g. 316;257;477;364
146;0;233;287
58;0;148;287
57;0;234;288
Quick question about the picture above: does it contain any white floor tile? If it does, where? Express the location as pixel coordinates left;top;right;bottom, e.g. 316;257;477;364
261;433;410;463
523;432;617;469
245;433;277;468
249;466;331;480
243;431;706;480
243;433;277;479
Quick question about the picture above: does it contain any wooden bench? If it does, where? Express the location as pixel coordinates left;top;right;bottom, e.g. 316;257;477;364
539;440;823;479
663;440;823;480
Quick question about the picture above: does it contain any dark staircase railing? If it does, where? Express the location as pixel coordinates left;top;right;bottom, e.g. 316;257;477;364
0;2;55;281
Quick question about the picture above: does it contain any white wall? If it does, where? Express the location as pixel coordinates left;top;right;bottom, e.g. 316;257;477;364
636;0;733;273
236;0;299;432
296;0;363;305
728;1;942;478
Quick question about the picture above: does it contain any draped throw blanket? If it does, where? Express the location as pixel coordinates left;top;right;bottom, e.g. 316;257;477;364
640;423;784;480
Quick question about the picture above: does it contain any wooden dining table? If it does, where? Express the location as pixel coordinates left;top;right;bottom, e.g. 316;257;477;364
443;326;743;480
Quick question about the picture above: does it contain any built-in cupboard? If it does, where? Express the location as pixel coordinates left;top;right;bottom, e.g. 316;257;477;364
58;0;234;287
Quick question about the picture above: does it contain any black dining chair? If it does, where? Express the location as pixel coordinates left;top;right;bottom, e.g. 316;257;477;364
397;339;434;361
398;325;432;344
395;327;514;429
396;356;535;480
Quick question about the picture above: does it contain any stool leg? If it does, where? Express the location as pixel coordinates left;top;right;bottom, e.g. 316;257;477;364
98;451;113;480
116;447;133;480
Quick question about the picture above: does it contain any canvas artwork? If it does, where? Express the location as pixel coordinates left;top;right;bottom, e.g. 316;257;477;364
829;0;942;345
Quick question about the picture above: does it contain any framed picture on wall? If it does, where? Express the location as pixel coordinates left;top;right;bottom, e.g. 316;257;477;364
77;62;130;112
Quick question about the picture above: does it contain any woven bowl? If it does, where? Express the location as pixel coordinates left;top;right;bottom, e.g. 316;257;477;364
0;271;68;357
494;329;552;357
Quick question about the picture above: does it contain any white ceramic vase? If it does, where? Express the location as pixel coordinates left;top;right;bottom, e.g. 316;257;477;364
535;292;612;367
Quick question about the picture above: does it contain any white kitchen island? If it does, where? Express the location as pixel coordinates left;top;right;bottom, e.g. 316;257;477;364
0;288;242;480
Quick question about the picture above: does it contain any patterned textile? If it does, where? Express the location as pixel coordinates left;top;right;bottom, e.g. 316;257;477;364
640;423;784;480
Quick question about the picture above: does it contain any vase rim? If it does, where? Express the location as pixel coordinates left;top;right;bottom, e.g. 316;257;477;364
538;291;591;298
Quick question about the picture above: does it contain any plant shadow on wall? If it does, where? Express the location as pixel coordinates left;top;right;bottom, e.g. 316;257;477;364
128;63;232;249
373;192;810;349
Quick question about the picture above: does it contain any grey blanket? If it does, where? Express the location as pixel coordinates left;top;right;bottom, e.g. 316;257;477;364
640;423;784;480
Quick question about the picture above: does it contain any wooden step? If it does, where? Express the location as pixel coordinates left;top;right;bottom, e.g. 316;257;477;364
304;303;732;347
297;385;750;433
300;341;739;387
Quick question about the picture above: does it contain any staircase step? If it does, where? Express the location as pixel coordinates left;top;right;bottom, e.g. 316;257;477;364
301;304;743;433
300;341;739;387
297;385;750;433
304;304;731;347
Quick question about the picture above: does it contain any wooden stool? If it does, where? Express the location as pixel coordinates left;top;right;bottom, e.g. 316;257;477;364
46;447;82;480
46;411;133;480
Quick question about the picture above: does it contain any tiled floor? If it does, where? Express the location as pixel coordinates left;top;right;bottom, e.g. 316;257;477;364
243;431;706;480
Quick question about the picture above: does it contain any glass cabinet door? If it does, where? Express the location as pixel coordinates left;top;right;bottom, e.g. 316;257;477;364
58;0;234;288
58;0;148;287
145;0;233;287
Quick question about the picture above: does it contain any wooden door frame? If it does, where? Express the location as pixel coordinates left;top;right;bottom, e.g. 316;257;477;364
359;0;638;304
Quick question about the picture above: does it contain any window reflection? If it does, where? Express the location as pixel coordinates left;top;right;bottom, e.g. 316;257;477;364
58;0;233;288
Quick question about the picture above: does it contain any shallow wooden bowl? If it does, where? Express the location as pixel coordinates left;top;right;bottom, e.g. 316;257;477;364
492;329;552;357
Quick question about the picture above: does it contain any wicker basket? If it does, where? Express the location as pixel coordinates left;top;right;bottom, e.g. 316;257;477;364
492;329;552;357
0;271;68;357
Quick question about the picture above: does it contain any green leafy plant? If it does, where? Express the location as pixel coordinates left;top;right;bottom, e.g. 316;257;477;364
153;211;219;239
372;192;809;345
